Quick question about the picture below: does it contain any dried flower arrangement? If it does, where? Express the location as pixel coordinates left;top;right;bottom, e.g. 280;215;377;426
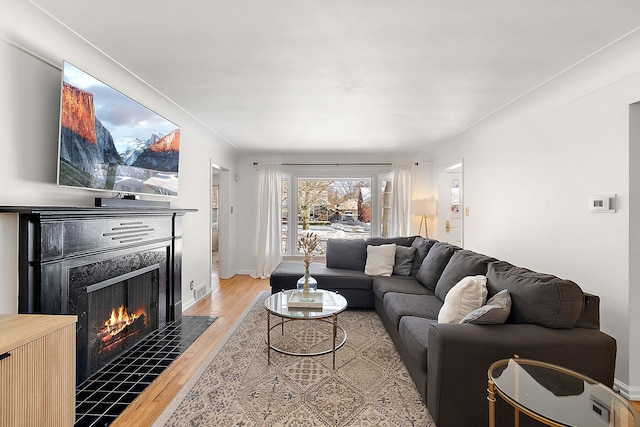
297;231;319;271
297;232;319;298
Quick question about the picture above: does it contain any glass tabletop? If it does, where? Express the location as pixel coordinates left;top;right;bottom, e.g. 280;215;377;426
264;289;348;319
489;358;639;427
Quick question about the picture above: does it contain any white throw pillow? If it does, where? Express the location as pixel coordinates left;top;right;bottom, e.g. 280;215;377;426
364;244;397;276
437;275;488;323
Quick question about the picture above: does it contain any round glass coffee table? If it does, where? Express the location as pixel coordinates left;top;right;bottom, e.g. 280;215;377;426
264;289;348;369
488;357;639;426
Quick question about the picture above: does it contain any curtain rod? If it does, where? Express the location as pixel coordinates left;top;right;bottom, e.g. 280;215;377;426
253;162;419;166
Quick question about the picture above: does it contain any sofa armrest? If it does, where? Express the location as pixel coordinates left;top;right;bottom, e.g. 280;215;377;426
575;292;600;329
426;323;616;427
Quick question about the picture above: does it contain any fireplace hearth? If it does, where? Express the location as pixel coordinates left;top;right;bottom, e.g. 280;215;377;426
1;206;194;384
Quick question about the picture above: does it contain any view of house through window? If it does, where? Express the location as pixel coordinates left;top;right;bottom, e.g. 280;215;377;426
282;178;374;255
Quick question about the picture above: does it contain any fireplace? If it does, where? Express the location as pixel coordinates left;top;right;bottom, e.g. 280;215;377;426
1;206;193;384
86;267;160;375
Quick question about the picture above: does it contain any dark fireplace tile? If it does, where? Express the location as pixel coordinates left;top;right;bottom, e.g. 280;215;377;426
76;390;94;401
111;373;131;382
74;414;101;427
88;402;115;415
149;366;166;375
116;392;139;405
75;315;216;426
113;382;135;393
87;391;112;402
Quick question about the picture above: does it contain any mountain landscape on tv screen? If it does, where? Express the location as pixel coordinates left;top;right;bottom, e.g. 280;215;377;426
58;80;180;196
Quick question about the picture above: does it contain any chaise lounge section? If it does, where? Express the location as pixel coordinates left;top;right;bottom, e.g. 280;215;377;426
269;236;617;427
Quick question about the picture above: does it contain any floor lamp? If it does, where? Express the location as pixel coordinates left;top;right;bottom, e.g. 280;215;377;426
412;199;437;238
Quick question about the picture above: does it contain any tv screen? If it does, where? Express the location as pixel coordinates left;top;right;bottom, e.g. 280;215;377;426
57;61;180;197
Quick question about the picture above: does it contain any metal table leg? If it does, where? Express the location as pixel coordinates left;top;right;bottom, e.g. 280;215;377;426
267;310;271;365
488;378;496;427
332;313;337;369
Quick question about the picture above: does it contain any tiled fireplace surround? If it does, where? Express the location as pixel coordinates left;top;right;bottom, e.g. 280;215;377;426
3;206;193;385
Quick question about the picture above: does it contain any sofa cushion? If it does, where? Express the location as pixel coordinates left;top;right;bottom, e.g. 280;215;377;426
270;261;372;290
383;292;443;329
415;242;460;292
438;275;487;323
326;238;367;271
366;236;417;247
365;244;396;276
399;316;436;376
410;237;438;276
460;289;511;325
393;246;416;276
434;250;496;301
486;261;585;329
372;276;431;302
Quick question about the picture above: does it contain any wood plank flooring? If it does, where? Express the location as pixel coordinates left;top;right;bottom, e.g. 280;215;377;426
110;271;640;425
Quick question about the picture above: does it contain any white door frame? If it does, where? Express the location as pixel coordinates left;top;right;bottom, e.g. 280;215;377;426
436;159;464;247
211;160;231;280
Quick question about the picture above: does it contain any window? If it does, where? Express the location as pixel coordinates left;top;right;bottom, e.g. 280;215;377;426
381;177;392;237
281;172;392;255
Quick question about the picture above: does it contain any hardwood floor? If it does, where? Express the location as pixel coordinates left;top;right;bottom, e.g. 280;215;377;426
110;270;640;426
111;273;270;427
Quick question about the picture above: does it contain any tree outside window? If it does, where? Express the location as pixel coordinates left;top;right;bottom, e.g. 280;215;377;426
281;178;371;254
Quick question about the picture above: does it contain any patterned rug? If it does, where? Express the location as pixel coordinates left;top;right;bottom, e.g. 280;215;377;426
154;291;434;426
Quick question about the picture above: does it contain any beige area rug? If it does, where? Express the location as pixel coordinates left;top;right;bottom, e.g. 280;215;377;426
154;291;434;426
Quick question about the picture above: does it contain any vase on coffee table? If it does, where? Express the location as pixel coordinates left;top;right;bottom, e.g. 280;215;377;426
297;270;318;302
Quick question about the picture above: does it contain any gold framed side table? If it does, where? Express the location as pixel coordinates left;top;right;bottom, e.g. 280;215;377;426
488;357;639;427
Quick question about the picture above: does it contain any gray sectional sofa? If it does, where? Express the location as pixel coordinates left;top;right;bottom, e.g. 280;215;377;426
269;235;617;427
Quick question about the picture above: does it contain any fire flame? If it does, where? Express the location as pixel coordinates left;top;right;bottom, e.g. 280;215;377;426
103;305;142;340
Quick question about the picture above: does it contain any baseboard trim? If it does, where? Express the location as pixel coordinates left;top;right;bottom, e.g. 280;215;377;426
233;269;257;277
181;296;196;312
614;379;640;400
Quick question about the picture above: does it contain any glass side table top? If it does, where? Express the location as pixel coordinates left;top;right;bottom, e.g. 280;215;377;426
488;358;639;427
264;289;348;319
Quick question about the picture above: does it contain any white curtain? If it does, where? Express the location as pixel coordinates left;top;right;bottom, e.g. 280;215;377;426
255;163;282;278
390;163;412;237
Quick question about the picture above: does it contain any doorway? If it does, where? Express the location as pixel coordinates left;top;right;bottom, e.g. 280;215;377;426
211;170;220;286
437;161;464;247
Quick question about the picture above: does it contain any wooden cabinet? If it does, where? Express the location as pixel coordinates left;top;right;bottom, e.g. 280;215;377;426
0;314;77;426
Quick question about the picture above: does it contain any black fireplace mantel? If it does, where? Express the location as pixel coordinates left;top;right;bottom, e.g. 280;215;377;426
1;205;196;383
0;205;196;319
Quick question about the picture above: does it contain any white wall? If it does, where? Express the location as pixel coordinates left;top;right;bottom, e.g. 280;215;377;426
431;29;640;397
629;103;640;399
234;152;435;275
0;0;238;313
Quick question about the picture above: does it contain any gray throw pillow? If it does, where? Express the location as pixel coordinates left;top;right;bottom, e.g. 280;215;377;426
460;289;511;324
415;242;459;292
434;250;496;301
410;237;437;276
393;246;416;276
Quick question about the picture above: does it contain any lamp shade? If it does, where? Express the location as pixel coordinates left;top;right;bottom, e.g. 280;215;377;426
412;199;437;216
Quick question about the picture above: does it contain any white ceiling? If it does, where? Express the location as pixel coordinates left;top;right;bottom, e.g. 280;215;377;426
31;0;640;154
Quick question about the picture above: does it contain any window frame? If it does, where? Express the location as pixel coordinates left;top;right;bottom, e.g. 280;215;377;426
281;165;392;257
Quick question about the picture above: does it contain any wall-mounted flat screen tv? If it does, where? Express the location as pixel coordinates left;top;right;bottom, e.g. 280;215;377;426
57;61;180;197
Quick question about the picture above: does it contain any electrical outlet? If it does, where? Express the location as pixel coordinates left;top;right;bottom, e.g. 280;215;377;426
189;280;194;291
465;207;470;216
